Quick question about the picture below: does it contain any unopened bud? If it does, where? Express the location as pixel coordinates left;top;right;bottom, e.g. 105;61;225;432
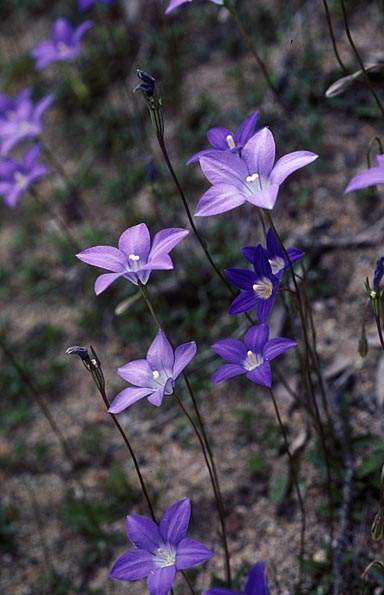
66;345;105;393
358;324;368;357
135;69;164;137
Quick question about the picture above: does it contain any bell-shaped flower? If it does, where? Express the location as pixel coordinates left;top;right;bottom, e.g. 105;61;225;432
166;0;224;14
187;111;259;164
109;329;197;413
204;561;269;595
0;145;48;208
0;89;53;156
78;0;114;10
76;223;189;295
212;324;296;388
31;18;93;70
226;245;280;321
344;154;384;194
110;498;213;595
195;127;318;216
242;228;304;281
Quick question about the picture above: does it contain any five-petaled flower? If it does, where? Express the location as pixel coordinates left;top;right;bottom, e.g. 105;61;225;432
0;89;53;156
110;498;213;595
76;223;189;295
344;154;384;194
194;127;318;216
212;323;296;387
78;0;114;11
0;145;48;208
166;0;224;14
187;111;259;164
109;329;196;413
204;561;270;595
241;228;304;281
31;18;93;70
226;245;280;321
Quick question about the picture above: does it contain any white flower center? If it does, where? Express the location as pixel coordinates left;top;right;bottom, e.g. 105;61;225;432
252;278;273;299
152;370;160;380
20;121;32;133
226;134;235;150
269;256;285;275
14;172;27;188
244;349;263;371
246;173;259;183
155;546;176;568
129;254;140;261
57;41;70;56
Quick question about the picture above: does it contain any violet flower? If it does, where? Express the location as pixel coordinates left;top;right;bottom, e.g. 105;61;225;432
373;257;384;292
212;323;296;388
187;111;259;164
0;89;53;156
78;0;114;10
226;245;280;321
194;127;318;216
242;228;304;280
31;18;93;70
0;145;48;208
76;223;189;295
110;498;213;595
109;329;196;413
204;561;269;595
344;154;384;193
166;0;224;14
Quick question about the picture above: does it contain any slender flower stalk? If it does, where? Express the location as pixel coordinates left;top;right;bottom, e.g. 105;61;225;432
321;0;348;74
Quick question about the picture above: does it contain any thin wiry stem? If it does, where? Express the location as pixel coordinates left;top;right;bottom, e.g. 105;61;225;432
322;0;348;74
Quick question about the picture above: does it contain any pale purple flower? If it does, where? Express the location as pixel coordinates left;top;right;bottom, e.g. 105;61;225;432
226;245;280;321
76;223;189;295
0;145;48;208
78;0;114;11
194;127;318;216
109;329;197;413
204;561;269;595
110;498;213;595
242;228;304;281
166;0;224;14
344;154;384;193
212;323;296;387
187;111;259;164
31;18;93;70
0;89;53;156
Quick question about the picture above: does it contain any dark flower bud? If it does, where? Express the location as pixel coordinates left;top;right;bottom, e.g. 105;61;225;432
66;345;105;392
135;69;164;137
135;70;156;99
373;256;384;291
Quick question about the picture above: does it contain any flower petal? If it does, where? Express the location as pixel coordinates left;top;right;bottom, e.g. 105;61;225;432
246;361;272;386
147;566;176;595
147;387;167;406
203;589;238;595
149;228;189;262
242;128;275;179
225;268;255;290
263;337;297;361
187;149;219;165
175;537;214;569
118;223;151;261
146;330;175;373
246;184;279;210
344;166;384;193
228;291;257;315
173;342;197;378
94;272;123;295
52;18;73;44
72;20;93;45
244;324;269;352
235;111;259;148
195;185;246;217
110;548;155;581
207;126;233;150
76;246;127;272
199;152;249;189
213;364;246;384
118;359;153;386
165;0;192;14
126;514;162;552
269;151;318;186
211;338;247;364
108;387;155;413
160;499;190;546
244;561;270;595
256;296;275;323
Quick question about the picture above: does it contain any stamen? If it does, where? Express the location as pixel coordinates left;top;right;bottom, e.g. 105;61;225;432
246;173;259;183
20;121;32;133
57;41;70;56
152;370;160;380
155;547;176;568
269;256;285;275
226;135;236;150
129;254;140;261
14;172;27;188
252;278;273;299
245;349;263;370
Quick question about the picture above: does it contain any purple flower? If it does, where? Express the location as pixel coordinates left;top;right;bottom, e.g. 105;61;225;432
0;145;48;208
76;223;189;295
242;228;304;281
204;561;269;595
373;257;384;291
0;89;53;156
194;127;318;216
165;0;224;14
187;111;259;164
212;324;296;388
110;498;213;595
109;329;196;413
31;18;93;70
344;154;384;193
226;245;280;321
78;0;114;11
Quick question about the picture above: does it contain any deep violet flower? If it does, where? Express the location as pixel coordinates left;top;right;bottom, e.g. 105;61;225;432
78;0;114;11
242;228;304;280
76;223;189;295
344;154;384;193
109;329;197;413
187;111;259;164
373;257;384;292
110;499;213;595
31;18;93;70
212;324;296;388
166;0;224;14
226;245;280;321
204;561;269;595
0;89;53;156
0;145;48;208
194;127;318;216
